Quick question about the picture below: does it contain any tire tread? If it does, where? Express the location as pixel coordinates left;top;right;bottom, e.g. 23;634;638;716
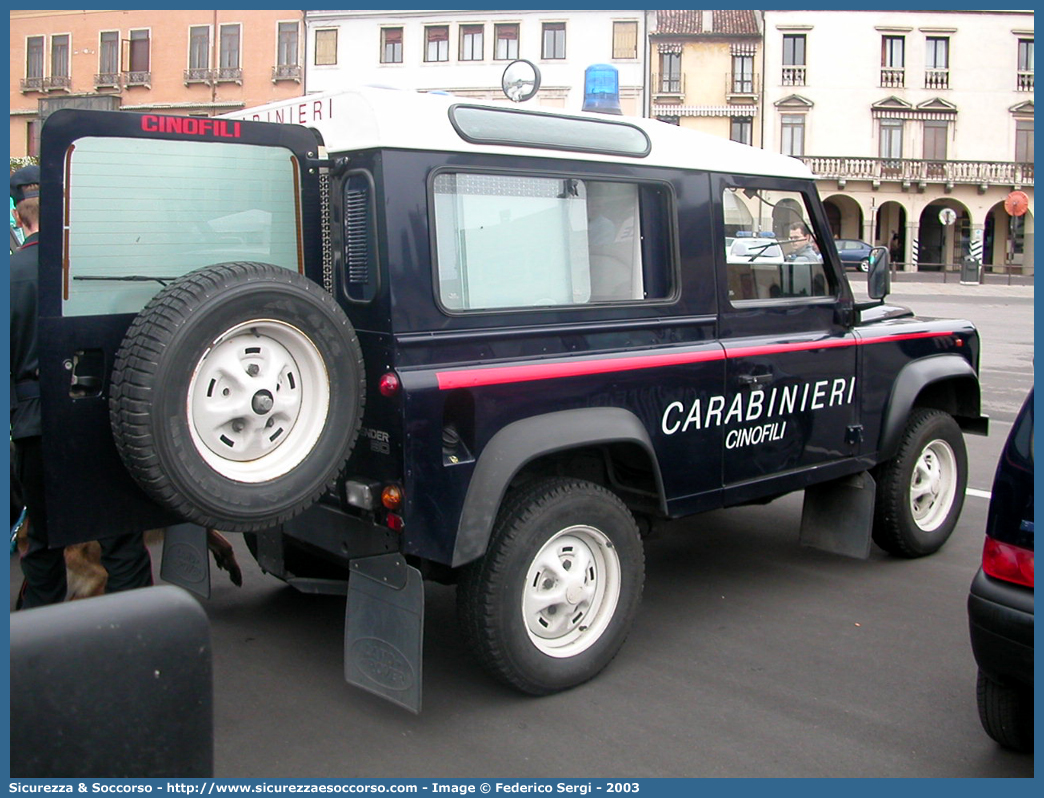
976;670;1033;753
457;477;644;695
872;407;966;558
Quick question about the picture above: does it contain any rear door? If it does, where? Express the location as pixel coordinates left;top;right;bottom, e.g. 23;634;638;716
36;109;328;545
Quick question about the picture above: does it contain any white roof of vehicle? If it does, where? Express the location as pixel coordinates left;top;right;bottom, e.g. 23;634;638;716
223;86;814;180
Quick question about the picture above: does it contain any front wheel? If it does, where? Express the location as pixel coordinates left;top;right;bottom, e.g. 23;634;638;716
872;408;967;557
457;478;644;695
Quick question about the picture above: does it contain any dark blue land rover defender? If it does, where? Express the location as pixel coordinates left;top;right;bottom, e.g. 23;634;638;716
35;87;987;711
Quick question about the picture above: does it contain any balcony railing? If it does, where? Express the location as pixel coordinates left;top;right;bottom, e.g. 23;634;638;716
799;155;1033;188
20;76;44;92
215;67;243;84
272;64;302;82
94;72;121;89
124;70;151;87
42;75;71;91
726;72;760;98
880;67;905;88
781;65;806;86
924;68;949;89
1016;70;1033;91
184;67;214;85
652;72;685;97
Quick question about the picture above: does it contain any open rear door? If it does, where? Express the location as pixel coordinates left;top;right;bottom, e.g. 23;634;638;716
37;109;329;545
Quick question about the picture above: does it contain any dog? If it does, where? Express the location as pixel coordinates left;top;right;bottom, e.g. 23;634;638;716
15;521;242;601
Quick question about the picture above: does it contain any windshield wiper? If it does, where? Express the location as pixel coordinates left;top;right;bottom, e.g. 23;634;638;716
740;239;789;261
72;275;177;286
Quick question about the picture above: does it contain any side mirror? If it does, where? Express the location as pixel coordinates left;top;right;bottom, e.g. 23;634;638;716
867;246;891;300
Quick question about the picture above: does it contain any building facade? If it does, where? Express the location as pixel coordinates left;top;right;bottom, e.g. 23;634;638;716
649;10;764;148
762;9;1033;273
10;10;1033;273
303;10;648;115
10;10;305;158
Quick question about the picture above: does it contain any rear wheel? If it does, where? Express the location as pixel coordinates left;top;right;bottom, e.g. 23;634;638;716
976;670;1033;753
457;478;644;695
872;408;967;557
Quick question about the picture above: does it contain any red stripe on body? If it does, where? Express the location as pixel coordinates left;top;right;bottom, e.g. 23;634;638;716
435;329;956;390
436;348;725;389
727;329;952;358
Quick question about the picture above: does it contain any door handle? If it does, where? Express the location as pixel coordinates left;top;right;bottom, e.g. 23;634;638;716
738;373;771;387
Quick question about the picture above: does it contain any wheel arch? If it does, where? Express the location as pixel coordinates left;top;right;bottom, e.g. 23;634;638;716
877;355;983;461
450;407;665;568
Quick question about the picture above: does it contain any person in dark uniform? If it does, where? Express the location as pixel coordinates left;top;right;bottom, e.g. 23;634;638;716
10;165;154;608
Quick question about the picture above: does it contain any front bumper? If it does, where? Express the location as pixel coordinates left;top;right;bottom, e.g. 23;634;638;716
967;569;1034;687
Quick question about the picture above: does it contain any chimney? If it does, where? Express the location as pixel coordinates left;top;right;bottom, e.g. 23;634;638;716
702;10;713;32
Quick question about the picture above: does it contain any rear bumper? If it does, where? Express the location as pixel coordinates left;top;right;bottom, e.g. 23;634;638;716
967;569;1034;687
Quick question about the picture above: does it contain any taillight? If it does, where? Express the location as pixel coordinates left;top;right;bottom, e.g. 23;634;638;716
982;537;1034;588
381;486;404;530
379;372;400;397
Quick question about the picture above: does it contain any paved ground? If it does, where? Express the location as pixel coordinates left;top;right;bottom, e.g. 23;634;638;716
9;269;1033;778
850;268;1034;298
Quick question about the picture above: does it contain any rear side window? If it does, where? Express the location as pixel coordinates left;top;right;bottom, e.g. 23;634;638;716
433;172;672;311
63;137;301;317
722;185;831;303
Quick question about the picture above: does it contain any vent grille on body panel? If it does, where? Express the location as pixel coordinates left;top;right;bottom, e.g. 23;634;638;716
343;173;378;302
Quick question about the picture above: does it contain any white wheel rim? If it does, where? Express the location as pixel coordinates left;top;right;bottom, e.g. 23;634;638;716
522;525;622;658
187;319;330;483
909;438;958;532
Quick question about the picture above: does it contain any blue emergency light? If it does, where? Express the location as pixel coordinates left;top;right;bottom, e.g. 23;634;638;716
582;64;622;115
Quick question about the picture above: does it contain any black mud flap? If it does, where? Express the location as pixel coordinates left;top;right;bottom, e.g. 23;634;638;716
344;553;424;714
160;523;212;598
799;471;875;559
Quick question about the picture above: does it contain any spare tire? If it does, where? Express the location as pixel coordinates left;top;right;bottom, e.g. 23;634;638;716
109;262;364;532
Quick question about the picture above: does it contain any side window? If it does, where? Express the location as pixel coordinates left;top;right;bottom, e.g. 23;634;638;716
433;173;671;312
64;137;301;317
722;186;830;303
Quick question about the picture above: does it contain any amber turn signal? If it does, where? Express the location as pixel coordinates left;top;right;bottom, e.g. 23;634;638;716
381;484;403;511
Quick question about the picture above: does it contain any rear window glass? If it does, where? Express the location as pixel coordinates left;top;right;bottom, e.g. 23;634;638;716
63;137;301;317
